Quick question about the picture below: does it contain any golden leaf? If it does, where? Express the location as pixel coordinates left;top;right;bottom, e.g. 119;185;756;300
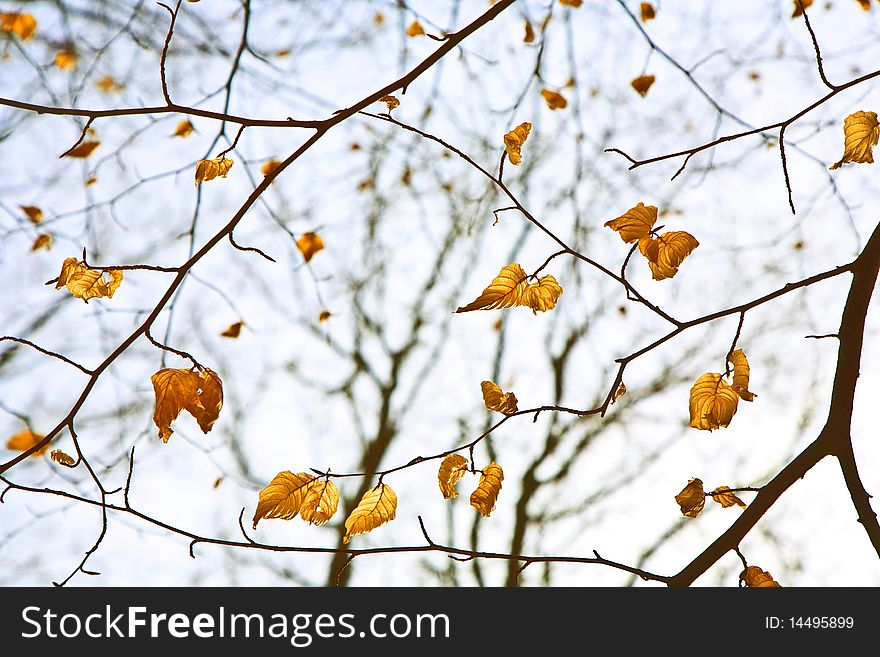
503;122;531;166
0;13;37;40
689;373;740;431
252;471;316;528
728;349;757;401
829;110;879;170
741;565;781;587
523;21;535;43
406;20;425;37
640;3;656;21
318;310;332;323
172;120;194;138
612;382;626;403
791;0;813;17
21;205;43;223
296;232;324;262
644;231;699;280
481;380;518;415
541;89;568;110
709;486;747;509
300;478;340;525
95;75;124;93
84;175;97;186
675;478;706;518
631;74;656;97
50;449;75;466
604;202;658;243
261;159;281;176
194;156;233;184
150;367;223;442
856;0;871;9
343;484;398;544
559;0;583;6
6;429;47;456
470;462;503;517
64;141;100;158
54;50;78;70
30;233;52;252
379;95;399;111
55;257;123;302
438;453;469;499
220;321;244;338
374;12;385;26
456;263;562;314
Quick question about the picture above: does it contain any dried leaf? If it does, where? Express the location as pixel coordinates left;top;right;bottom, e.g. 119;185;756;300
95;75;124;93
470;462;504;517
728;349;757;401
791;0;813;18
640;3;656;21
456;263;562;314
30;233;52;252
252;471;316;528
406;20;425;37
84;175;97;186
296;232;324;262
64;141;100;158
54;50;78;70
829;110;879;170
709;486;747;509
21;205;43;223
50;449;75;466
605;202;658;243
481;380;519;415
438;453;469;499
55;257;123;302
523;20;535;43
741;565;781;587
189;368;223;434
541;89;568;110
220;321;244;338
612;382;626;403
343;484;398;544
379;95;399;111
559;0;583;6
318;310;332;323
261;159;281;176
300;479;340;525
675;478;706;518
856;0;871;10
689;373;740;431
631;74;656;97
643;231;699;280
6;429;47;456
0;12;37;40
150;367;223;442
172;120;194;138
194;156;233;184
503;122;531;165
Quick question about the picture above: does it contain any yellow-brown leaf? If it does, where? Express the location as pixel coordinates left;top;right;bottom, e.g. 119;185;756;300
252;471;316;528
470;462;503;517
456;263;562;314
741;565;781;587
343;484;398;544
541;89;568;110
675;478;706;518
481;380;518;414
406;20;425;37
644;231;699;280
438;453;469;499
296;232;324;262
95;75;124;93
612;382;626;403
55;257;123;302
299;479;340;525
6;429;47;456
856;0;871;10
64;141;100;158
150;367;223;442
173;120;194;138
30;233;52;252
640;3;656;21
318;310;332;323
50;449;75;466
0;12;37;40
631;74;656;97
605;202;658;243
261;159;281;176
689;373;740;431
195;156;233;184
503;122;531;166
709;486;747;509
220;321;244;338
559;0;583;6
791;0;813;18
54;50;78;70
379;95;399;111
189;368;223;434
21;205;43;223
829;110;879;170
523;20;535;43
728;349;757;401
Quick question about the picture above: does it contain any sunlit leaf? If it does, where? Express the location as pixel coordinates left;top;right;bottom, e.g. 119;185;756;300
296;232;324;262
64;141;100;158
379;95;399;111
481;380;518;415
406;20;425;37
261;159;282;176
252;471;316;529
55;257;122;302
604;202;658;243
194;156;233;184
612;382;626;403
709;486;747;509
675;478;706;518
95;75;124;93
0;12;37;40
343;484;398;544
54;50;78;70
640;3;656;21
220;321;243;338
791;0;813;18
30;233;52;252
50;449;75;466
523;20;535;43
438;453;469;499
856;0;871;10
503;122;531;165
541;89;568;110
470;462;503;517
631;74;656;97
456;263;562;314
318;310;332;323
689;373;740;431
741;565;781;587
559;0;583;6
190;368;223;434
643;231;699;280
21;205;43;223
150;367;223;442
6;429;47;456
728;349;757;401
172;120;194;138
300;478;340;525
829;110;879;170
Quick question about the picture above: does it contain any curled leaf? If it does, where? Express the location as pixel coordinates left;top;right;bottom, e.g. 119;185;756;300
21;205;43;223
296;232;324;262
64;141;100;158
456;263;562;314
438;453;469;499
503;122;531;165
50;449;75;466
55;257;123;302
689;373;740;431
406;20;425;37
6;429;47;456
829;110;879;170
379;95;399;111
0;12;37;40
481;380;518;415
195;156;233;184
709;486;747;509
318;310;332;323
728;349;757;401
643;231;699;280
220;321;244;338
173;120;194;138
605;202;658;243
741;565;781;587
675;478;706;518
150;367;223;442
252;471;316;528
541;89;568;110
612;382;626;403
343;484;398;544
640;3;656;21
470;462;504;517
631;74;656;97
191;368;223;433
300;478;340;525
